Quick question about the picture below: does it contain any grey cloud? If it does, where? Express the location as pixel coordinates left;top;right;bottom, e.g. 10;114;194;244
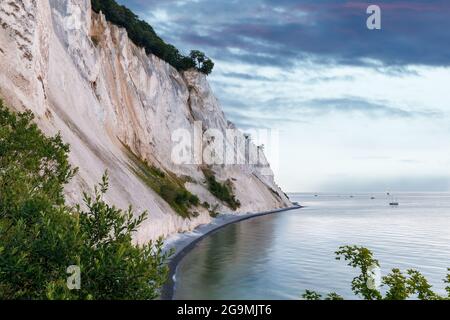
119;0;450;68
256;97;443;119
220;72;274;81
305;98;441;118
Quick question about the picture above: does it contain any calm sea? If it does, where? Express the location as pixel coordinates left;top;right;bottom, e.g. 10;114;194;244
173;193;450;300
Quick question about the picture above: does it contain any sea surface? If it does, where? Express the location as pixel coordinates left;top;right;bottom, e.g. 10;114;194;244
173;193;450;300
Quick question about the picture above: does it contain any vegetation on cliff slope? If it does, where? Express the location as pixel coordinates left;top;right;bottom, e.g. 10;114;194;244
123;144;200;219
91;0;214;75
303;245;450;300
0;100;171;299
202;168;241;210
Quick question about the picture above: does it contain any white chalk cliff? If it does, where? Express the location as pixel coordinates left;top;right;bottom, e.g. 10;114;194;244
0;0;291;242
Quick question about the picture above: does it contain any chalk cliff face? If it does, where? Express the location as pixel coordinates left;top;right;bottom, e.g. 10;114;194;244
0;0;291;242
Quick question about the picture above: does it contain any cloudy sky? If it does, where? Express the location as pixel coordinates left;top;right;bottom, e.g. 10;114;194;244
118;0;450;192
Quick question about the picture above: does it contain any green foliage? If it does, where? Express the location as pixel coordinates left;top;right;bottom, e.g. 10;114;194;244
159;184;199;217
303;245;450;300
382;268;409;300
302;290;322;300
209;212;219;218
149;165;166;178
91;0;214;74
209;204;220;218
405;269;440;300
202;168;240;210
0;204;81;299
0;102;171;299
75;174;172;299
123;144;200;219
302;291;344;301
325;292;344;300
0;101;78;299
335;245;383;300
0;101;76;210
202;201;211;209
189;50;215;75
200;201;221;218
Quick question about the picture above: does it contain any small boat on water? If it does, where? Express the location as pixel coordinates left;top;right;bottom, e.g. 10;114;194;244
389;193;399;206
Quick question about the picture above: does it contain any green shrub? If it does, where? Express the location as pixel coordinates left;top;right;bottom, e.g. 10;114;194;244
202;168;240;210
90;0;214;74
302;245;449;300
148;164;165;178
202;202;211;209
189;50;215;75
209;204;220;218
76;174;172;300
0;101;171;299
189;194;200;207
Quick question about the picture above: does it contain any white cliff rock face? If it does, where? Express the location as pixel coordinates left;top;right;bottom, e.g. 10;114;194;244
0;0;291;242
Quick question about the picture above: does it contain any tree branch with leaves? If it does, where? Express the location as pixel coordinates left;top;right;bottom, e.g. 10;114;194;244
302;245;449;300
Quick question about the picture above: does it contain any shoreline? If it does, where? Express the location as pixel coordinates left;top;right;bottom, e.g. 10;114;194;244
160;204;303;300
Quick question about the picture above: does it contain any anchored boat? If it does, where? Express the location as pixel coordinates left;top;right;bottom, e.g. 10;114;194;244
389;193;399;206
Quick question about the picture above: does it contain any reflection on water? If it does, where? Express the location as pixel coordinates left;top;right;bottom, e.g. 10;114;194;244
174;193;450;300
174;215;278;299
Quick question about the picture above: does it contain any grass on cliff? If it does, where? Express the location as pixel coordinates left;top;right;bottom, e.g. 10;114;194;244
123;144;199;219
202;168;241;211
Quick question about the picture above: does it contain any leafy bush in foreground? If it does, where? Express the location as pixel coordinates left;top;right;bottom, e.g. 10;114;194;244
91;0;214;75
302;245;450;300
0;101;171;299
